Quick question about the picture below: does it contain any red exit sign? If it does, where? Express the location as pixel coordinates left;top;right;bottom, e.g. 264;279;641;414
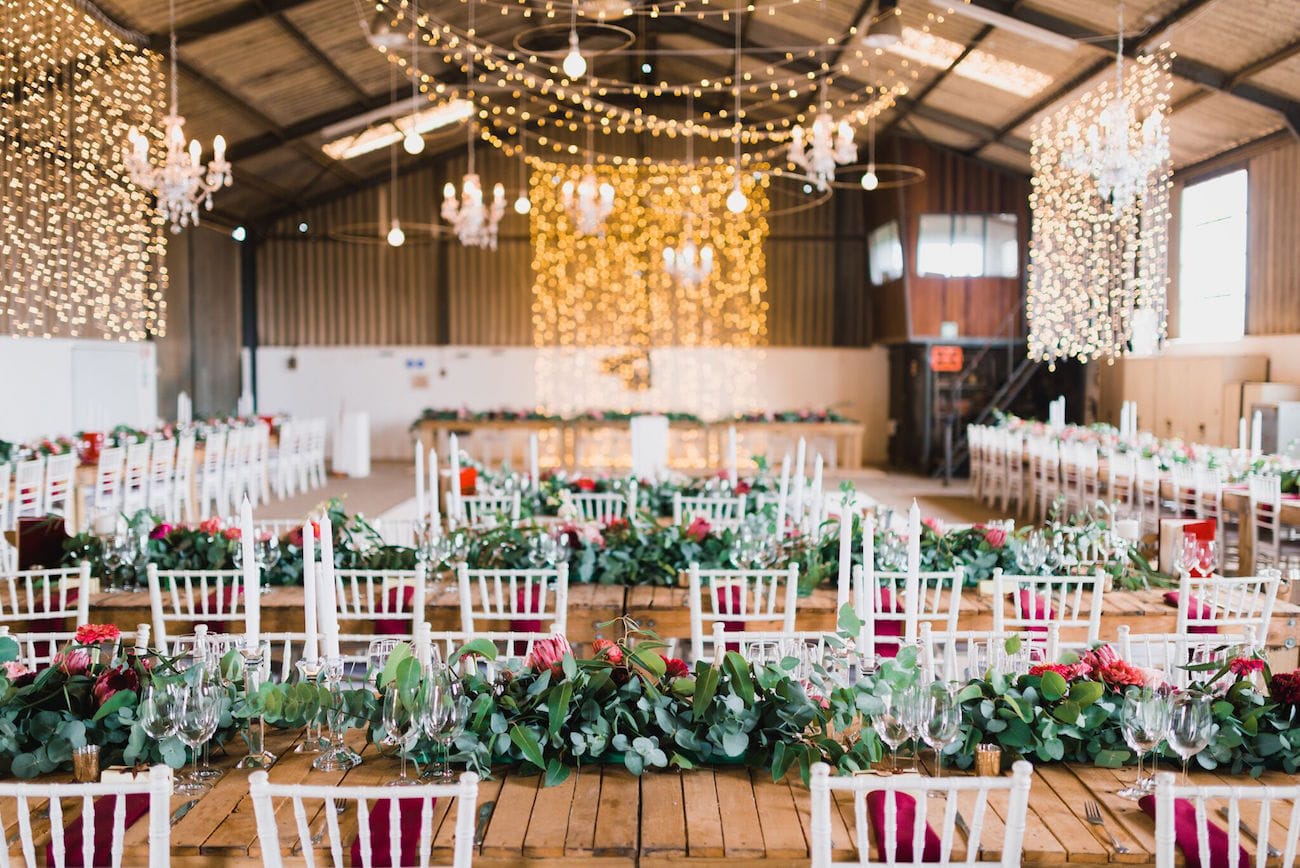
929;345;964;373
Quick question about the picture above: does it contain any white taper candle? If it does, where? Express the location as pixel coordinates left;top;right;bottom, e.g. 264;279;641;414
240;497;259;650
301;518;319;662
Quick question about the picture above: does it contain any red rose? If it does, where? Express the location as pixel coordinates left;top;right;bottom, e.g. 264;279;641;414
922;517;945;534
222;527;242;541
983;527;1008;549
734;480;751;495
592;638;624;665
575;477;597;492
1270;671;1300;705
91;665;139;707
1029;662;1092;682
75;624;121;645
685;517;711;542
149;523;173;540
604;517;629;532
197;517;222;536
660;656;690;679
1230;657;1265;677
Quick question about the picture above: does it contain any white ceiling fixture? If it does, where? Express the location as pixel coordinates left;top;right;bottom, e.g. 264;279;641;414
321;100;473;160
929;1;1078;52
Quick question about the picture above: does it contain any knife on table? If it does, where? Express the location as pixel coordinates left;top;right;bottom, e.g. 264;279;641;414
170;800;200;826
474;800;496;846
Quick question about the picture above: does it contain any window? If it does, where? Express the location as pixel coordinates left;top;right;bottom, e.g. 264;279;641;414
1179;169;1248;342
868;220;904;285
916;213;1019;278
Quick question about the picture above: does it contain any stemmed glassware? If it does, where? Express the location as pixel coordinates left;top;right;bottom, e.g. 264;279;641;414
175;684;221;796
1118;687;1171;799
920;682;962;793
872;690;910;774
1167;691;1215;783
381;689;421;787
367;639;401;687
1015;531;1048;575
138;684;180;742
421;670;466;782
1196;540;1219;576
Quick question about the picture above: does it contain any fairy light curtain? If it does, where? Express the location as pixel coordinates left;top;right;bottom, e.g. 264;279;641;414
1026;52;1173;367
530;160;769;413
1;0;167;340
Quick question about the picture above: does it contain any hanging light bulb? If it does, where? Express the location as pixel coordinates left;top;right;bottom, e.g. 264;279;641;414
726;182;747;213
861;115;879;191
403;127;425;155
514;194;531;214
562;29;587;79
861;169;879;191
387;219;405;247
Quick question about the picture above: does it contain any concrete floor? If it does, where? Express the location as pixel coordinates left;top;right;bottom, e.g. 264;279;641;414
259;461;1009;527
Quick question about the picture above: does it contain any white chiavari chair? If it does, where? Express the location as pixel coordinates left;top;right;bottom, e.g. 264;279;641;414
966;425;986;503
144;437;176;520
1152;772;1300;868
145;565;248;649
1248;473;1300;573
809;760;1034;868
1028;437;1061;523
173;432;197;522
0;624;150;670
672;492;747;529
0;464;12;569
1173;571;1281;639
708;624;833;668
0;765;173;868
0;565;92;629
1003;432;1026;516
457;564;569;634
920;622;1060;683
120;441;151;518
255;423;272;504
457;492;522;528
41;453;76;522
1171;464;1200;518
857;566;964;662
249;770;479;868
1117;625;1258;689
1060;441;1084;515
198;429;226;518
571;481;638;524
272;421;296;499
981;428;1007;510
308;418;328;490
687;563;799;662
1105;450;1138;515
12;458;45;520
991;568;1104;651
333;567;429;634
84;446;125;530
1136;456;1164;538
238;426;263;506
221;428;245;514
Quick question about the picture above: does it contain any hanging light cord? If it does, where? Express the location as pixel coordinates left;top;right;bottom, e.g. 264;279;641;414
167;0;179;114
732;0;742;182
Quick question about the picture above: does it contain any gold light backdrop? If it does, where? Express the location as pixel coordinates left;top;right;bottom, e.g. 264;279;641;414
530;160;770;415
1026;51;1173;367
0;0;167;341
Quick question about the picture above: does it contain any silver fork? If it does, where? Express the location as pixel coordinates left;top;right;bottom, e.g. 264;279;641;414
1218;806;1281;858
1084;800;1129;854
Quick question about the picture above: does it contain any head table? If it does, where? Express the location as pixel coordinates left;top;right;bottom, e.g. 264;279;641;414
9;725;1292;866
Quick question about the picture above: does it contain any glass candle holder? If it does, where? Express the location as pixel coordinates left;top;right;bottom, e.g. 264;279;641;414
72;745;100;783
974;744;1003;777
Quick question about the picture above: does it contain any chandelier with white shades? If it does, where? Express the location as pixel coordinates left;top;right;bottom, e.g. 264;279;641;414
787;81;857;191
662;217;714;286
123;0;231;233
439;0;505;249
1061;2;1168;213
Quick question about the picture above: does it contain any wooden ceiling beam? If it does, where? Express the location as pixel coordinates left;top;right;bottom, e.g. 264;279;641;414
152;0;323;48
257;3;373;106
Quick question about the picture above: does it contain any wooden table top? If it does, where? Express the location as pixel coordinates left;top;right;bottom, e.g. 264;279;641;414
13;727;1285;866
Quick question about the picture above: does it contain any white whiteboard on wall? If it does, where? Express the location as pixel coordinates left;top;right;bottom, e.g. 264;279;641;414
70;343;156;431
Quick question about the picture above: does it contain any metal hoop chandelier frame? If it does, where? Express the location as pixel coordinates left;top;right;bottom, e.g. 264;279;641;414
825;163;927;190
511;21;637;59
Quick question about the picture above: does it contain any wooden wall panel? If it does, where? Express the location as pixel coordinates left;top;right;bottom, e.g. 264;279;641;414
1245;141;1300;336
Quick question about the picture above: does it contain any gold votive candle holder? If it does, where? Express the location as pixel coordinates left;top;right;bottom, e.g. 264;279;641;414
72;745;100;783
974;744;1002;777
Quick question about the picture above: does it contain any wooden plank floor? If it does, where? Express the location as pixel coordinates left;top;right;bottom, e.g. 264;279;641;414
49;733;1288;866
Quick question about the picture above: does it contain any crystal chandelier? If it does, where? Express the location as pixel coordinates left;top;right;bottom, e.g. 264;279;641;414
1062;2;1168;213
663;216;713;286
439;1;505;249
562;128;615;236
122;0;231;233
787;81;857;191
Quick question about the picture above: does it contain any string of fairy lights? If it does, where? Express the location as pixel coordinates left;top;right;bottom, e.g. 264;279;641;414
0;0;168;341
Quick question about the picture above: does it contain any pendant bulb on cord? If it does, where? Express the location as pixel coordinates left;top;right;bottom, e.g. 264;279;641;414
403;0;424;154
563;3;587;79
514;103;531;215
725;0;746;214
861;116;879;191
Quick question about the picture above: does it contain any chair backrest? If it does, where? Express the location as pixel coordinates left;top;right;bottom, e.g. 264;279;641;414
0;624;150;669
1116;625;1258;689
93;447;126;512
145;565;247;647
0;463;10;533
0;765;173;868
333;567;428;632
0;565;92;628
174;433;196;486
457;563;569;634
809;760;1033;867
1152;771;1300;868
687;563;799;662
459;492;521;528
148;438;176;485
920;623;1059;683
571;481;638;523
708;624;833;669
13;458;45;519
121;441;151;511
991;569;1104;648
859;567;963;659
201;430;226;476
672;493;747;527
1174;572;1281;638
42;453;77;518
249;770;480;868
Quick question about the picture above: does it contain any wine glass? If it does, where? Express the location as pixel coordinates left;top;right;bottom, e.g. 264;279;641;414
367;639;401;687
423;674;466;782
175;685;220;796
921;682;962;794
1196;540;1218;577
381;689;420;787
900;684;928;773
871;691;910;774
1118;687;1171;799
1178;533;1200;576
99;536;124;593
138;684;180;741
1167;692;1215;783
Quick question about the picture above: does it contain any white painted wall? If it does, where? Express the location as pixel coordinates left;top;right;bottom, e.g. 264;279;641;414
0;338;158;442
256;345;891;464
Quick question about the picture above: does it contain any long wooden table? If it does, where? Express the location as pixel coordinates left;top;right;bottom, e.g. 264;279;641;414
85;584;1300;667
21;725;1293;866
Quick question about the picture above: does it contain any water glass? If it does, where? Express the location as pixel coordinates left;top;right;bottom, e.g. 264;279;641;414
382;689;420;787
920;682;962;793
175;685;220;796
1168;692;1214;783
138;685;180;741
871;691;910;773
1118;687;1170;798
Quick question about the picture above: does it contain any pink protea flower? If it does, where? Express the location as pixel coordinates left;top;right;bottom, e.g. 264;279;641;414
983;527;1008;548
55;647;92;676
526;635;572;677
685;517;712;542
91;665;139;707
592;638;624;665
